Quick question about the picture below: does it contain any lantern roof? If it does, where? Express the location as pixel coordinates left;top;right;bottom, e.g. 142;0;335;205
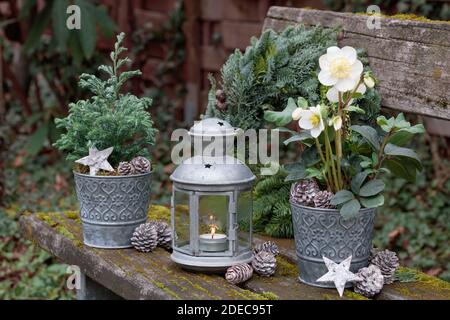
170;155;255;186
189;117;237;138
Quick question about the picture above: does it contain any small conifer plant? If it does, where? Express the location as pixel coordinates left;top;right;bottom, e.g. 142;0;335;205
54;33;157;170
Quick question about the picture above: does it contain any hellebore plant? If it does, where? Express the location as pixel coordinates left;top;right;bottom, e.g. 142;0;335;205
265;46;425;218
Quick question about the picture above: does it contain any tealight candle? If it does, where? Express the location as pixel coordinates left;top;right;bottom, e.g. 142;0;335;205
199;233;228;252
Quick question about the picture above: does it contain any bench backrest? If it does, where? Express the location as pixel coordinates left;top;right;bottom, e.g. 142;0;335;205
263;7;450;120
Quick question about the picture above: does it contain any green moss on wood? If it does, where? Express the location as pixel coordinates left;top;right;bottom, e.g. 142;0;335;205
260;291;279;300
354;11;450;24
343;290;369;300
398;267;450;290
36;212;58;227
275;256;298;277
35;212;83;248
64;211;80;220
148;205;171;223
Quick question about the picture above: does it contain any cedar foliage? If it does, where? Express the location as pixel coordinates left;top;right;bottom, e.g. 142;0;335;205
54;33;157;166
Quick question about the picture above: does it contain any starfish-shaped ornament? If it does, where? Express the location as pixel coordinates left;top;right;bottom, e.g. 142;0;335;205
316;255;362;297
75;146;114;176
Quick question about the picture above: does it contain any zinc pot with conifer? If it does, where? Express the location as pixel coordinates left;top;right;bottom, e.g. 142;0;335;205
266;45;424;287
54;33;157;248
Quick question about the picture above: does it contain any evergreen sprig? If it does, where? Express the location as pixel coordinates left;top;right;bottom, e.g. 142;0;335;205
206;25;381;130
252;169;293;238
54;33;157;167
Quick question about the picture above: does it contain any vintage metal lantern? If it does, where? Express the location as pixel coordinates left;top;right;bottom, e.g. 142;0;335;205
170;118;255;271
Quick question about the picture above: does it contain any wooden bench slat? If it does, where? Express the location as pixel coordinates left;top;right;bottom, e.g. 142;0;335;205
19;207;450;300
263;7;450;120
19;212;264;300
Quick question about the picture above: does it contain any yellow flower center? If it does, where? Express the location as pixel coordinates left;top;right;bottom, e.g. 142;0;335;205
309;114;320;127
329;57;352;79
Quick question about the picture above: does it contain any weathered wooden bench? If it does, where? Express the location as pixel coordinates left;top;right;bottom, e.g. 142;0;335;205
20;7;450;300
19;205;450;300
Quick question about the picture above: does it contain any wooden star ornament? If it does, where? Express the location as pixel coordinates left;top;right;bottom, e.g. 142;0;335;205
316;255;362;297
75;146;114;176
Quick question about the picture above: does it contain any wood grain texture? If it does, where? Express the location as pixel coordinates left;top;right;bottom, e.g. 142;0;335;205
19;206;450;300
263;7;450;120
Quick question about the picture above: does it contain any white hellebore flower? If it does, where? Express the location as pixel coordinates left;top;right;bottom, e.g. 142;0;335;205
326;83;366;104
319;46;363;92
292;108;303;121
297;105;325;138
329;116;343;131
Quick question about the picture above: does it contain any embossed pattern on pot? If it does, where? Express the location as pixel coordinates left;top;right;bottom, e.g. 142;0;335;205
74;171;152;248
290;202;376;288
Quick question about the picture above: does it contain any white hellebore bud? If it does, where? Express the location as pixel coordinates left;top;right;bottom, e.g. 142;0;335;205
297;105;325;138
326;83;366;104
329;115;343;131
292;108;303;121
364;74;375;88
318;46;363;92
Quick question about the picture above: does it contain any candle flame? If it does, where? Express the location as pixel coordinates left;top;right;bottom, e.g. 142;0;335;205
208;214;219;239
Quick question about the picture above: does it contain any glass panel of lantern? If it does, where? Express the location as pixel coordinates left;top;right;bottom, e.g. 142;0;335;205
198;194;231;255
172;189;191;253
237;190;252;254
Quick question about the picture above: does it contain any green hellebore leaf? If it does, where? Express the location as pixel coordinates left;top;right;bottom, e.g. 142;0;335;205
330;190;355;205
393;113;411;129
360;161;371;168
340;199;361;219
284;131;312;146
284;162;306;181
351;125;380;151
351;171;369;194
377;115;393;132
383;158;417;182
359;179;385;197
360;194;385;208
346;105;365;114
384;143;422;170
388;124;424;146
300;147;321;167
305;167;322;179
264;97;297;126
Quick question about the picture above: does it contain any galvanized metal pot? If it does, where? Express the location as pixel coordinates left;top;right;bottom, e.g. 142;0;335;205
290;202;376;288
73;171;152;248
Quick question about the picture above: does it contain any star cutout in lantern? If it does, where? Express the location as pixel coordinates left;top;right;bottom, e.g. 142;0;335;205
75;146;114;176
316;255;362;297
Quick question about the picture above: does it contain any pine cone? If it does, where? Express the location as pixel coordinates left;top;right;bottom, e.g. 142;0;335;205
290;179;319;207
148;220;172;250
215;89;227;111
118;161;135;175
253;241;279;256
369;247;381;261
216;101;227;111
354;264;384;298
215;89;226;103
225;263;253;285
313;190;336;209
370;249;399;284
130;156;151;174
131;223;158;253
252;251;277;277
